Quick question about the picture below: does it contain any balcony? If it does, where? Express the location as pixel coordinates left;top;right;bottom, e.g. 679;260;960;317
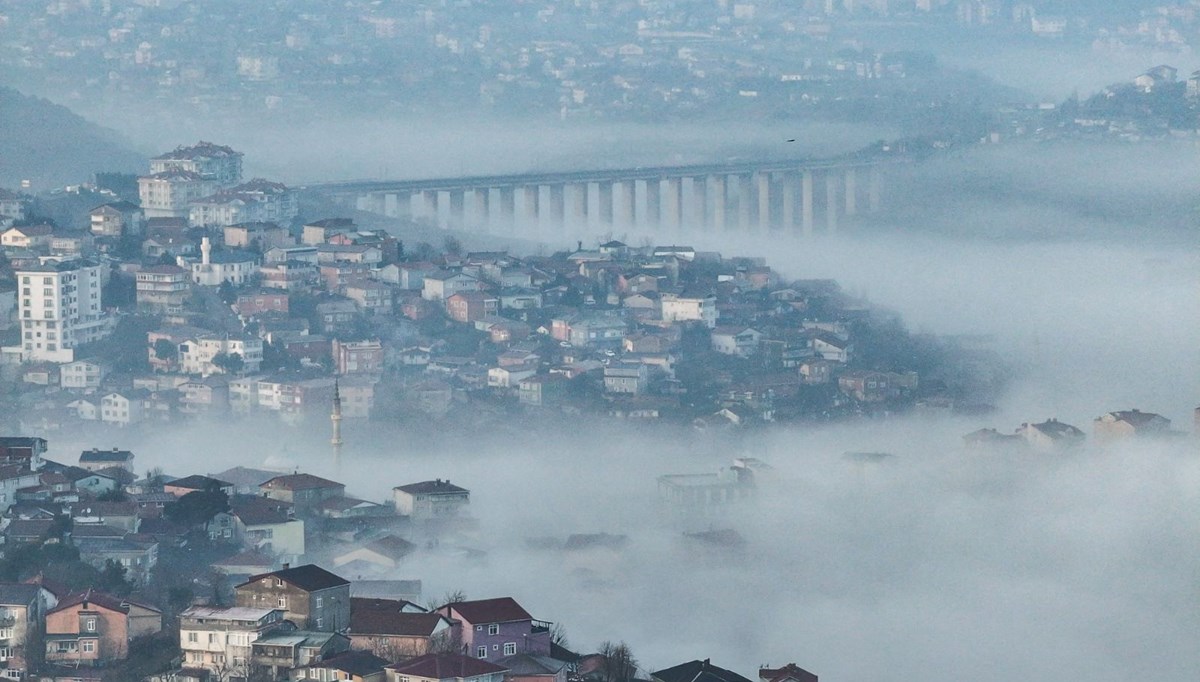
531;620;551;634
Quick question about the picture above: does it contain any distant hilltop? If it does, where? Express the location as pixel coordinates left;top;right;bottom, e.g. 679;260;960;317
0;86;145;191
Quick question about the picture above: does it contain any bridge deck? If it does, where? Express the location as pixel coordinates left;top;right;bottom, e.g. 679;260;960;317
305;154;892;194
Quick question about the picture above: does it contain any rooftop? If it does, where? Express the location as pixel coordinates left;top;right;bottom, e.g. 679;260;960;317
443;597;533;624
78;448;133;463
395;479;469;496
350;602;446;637
153;141;242;161
306;651;390;677
654;660;754;682
387;654;508;679
181;605;279;622
261;473;344;491
240;564;350;592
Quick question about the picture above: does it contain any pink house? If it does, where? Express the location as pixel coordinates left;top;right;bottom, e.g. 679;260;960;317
44;590;162;666
435;598;551;661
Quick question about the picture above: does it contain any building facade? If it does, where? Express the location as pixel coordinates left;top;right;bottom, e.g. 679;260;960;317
150;142;244;185
45;591;162;667
178;606;283;678
234;565;351;633
138;170;220;219
435;598;551;660
9;259;111;363
392;480;470;520
136;265;190;313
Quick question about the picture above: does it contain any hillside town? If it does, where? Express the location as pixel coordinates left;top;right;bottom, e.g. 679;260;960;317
0;142;1006;438
0;430;834;682
5;0;1187;128
0;393;1191;682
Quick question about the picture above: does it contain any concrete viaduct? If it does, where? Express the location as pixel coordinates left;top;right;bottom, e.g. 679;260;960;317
305;157;890;236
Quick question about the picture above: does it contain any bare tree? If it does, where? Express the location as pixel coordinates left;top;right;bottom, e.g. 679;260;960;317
144;466;166;490
597;641;638;682
425;589;467;611
429;628;464;655
550;622;570;649
363;635;429;662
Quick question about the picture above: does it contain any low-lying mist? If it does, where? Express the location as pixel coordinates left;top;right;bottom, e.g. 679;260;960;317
51;220;1198;680
52;408;1200;682
84;105;896;184
46;119;1199;681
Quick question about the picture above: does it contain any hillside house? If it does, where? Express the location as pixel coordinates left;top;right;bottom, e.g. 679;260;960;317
1093;409;1171;441
435;598;551;659
235;564;351;632
393;480;470;521
1017;419;1085;451
45;591;162;667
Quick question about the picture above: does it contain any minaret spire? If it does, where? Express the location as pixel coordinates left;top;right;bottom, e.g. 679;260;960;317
331;379;343;465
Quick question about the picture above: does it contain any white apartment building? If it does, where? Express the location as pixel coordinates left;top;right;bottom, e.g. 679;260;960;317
179;606;284;678
660;292;718;328
61;359;111;391
229;376;260;413
0;189;28;223
179;335;264;376
8;260;112;363
188;180;298;228
138;170;220;219
136;265;190;313
150;142;244;185
89;201;144;237
421;272;480;301
100;392;144;426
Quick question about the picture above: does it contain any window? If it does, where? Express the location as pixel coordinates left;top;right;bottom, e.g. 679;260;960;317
277;597;287;608
187;632;197;643
504;642;516;656
208;633;217;644
82;640;95;653
487;623;499;635
476;646;487;659
84;618;96;632
475;625;483;631
316;596;323;608
316;617;323;629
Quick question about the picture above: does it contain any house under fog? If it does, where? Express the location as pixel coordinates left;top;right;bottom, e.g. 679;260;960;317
656;460;758;513
653;659;754;682
1093;409;1172;441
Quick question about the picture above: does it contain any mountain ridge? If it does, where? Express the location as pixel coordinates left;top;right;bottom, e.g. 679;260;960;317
0;85;146;192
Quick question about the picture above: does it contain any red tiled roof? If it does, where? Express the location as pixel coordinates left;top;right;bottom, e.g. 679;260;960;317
387;654;508;679
240;564;349;592
48;589;161;616
759;664;818;682
444;597;531;625
350;600;446;637
261;473;343;491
